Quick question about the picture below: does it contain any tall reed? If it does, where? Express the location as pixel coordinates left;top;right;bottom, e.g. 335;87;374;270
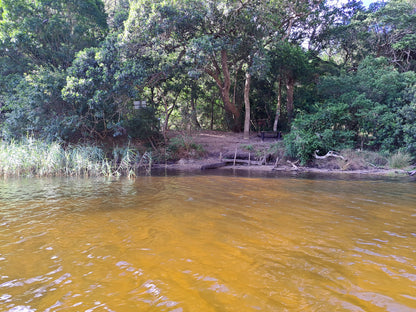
0;138;151;177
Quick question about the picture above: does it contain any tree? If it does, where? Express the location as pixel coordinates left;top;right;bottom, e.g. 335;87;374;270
62;35;149;139
123;0;323;133
320;0;416;71
367;0;416;71
1;68;67;140
0;0;109;140
0;0;107;70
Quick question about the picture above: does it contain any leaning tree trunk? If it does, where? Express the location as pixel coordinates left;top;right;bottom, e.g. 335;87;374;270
243;71;251;140
286;74;295;124
205;50;241;132
273;76;282;132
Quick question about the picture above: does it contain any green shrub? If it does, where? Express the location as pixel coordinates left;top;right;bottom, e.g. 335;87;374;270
167;134;205;160
284;106;355;164
123;108;161;140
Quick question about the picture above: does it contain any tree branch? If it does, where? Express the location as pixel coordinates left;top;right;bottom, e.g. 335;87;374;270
314;150;345;160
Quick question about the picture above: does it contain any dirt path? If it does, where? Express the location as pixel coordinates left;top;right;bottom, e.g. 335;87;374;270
187;130;274;156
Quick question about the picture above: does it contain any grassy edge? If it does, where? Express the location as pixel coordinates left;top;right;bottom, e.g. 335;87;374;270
0;138;152;178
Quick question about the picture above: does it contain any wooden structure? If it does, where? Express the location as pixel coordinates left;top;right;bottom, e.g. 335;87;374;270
259;131;281;142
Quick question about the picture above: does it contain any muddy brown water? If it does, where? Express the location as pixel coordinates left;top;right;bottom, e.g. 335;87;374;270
0;174;415;311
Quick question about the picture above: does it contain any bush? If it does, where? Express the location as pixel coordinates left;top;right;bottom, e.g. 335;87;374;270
123;108;161;141
284;104;355;164
1;68;67;141
167;134;205;160
286;56;416;164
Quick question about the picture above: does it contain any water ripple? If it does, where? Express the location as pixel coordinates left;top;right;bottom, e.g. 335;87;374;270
0;176;415;311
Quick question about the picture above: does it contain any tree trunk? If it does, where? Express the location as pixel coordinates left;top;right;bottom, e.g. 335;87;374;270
204;50;241;132
159;89;177;143
273;76;282;132
243;71;251;140
286;74;295;124
210;99;214;130
190;93;201;129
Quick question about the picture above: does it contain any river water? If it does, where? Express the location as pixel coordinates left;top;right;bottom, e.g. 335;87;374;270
0;173;415;311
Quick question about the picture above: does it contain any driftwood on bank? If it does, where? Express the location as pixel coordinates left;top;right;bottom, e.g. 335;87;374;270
222;159;263;165
287;160;300;169
313;150;345;160
408;170;416;176
200;158;263;170
201;162;227;170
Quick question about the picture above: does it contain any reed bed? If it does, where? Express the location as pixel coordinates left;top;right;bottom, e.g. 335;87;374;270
0;138;152;177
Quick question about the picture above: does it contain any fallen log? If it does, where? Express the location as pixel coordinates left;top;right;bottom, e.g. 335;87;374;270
408;170;416;176
201;162;227;170
222;158;263;166
313;150;345;160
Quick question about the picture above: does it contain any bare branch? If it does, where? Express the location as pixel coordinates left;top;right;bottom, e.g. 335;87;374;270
314;150;345;160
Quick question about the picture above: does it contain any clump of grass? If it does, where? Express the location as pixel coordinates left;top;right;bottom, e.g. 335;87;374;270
311;149;389;170
167;134;205;160
337;149;388;170
0;138;65;176
0;138;151;177
388;151;412;169
267;141;286;163
241;144;254;152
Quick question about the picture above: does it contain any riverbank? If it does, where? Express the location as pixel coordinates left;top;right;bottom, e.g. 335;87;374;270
154;158;411;177
159;130;415;177
0;131;414;178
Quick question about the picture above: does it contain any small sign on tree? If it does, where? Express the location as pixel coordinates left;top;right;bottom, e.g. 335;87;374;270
134;100;147;109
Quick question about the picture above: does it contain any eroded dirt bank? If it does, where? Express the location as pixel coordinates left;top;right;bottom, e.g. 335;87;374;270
155;130;413;177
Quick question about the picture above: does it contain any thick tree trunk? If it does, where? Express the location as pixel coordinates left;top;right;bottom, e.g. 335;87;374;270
204;50;241;132
273;76;282;132
286;74;295;124
243;71;251;140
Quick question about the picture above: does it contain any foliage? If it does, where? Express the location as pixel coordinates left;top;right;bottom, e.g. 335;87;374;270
321;0;416;71
399;98;416;157
167;133;205;160
123;107;161;141
286;56;416;163
0;0;111;141
123;0;323;132
284;110;355;164
1;67;67;141
0;0;107;71
62;34;154;139
241;144;254;152
1;0;416;167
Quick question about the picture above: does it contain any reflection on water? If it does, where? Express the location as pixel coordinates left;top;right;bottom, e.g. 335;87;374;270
0;175;415;311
